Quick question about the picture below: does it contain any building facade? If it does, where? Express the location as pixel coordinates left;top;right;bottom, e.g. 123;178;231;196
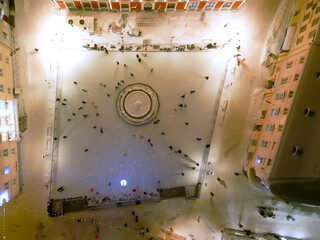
53;0;246;12
244;0;320;190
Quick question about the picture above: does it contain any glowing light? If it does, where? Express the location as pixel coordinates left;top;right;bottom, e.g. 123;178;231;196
0;190;9;206
120;179;127;186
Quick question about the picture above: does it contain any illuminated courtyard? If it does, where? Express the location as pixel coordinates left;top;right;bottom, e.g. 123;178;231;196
1;0;320;240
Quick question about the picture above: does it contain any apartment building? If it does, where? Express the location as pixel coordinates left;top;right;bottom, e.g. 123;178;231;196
244;0;320;191
53;0;246;12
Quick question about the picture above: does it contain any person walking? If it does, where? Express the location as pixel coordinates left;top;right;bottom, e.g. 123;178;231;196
73;81;78;85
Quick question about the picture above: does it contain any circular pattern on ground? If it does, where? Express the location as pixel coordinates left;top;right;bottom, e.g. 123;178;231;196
116;83;160;126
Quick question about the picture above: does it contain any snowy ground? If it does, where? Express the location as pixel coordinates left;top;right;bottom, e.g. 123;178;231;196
1;0;320;240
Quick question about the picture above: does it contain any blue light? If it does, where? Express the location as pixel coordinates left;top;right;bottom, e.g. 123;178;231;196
4;166;9;175
0;190;9;206
120;179;127;186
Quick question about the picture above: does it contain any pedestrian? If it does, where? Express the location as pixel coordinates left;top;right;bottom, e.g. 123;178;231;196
150;143;154;147
210;192;214;197
96;113;100;117
107;93;111;97
72;113;76;116
181;172;185;176
124;64;127;67
34;48;39;52
190;90;196;94
84;149;88;152
169;146;173;151
234;172;240;176
192;167;196;170
238;224;243;229
73;81;78;85
83;114;88;118
204;76;209;80
105;48;109;55
56;98;60;101
132;211;135;215
82;101;86;104
178;104;183;108
100;128;104;134
57;186;64;192
138;58;141;63
146;227;149;233
177;149;182;153
62;103;66;106
161;132;165;135
63;136;67;139
217;177;221;182
117;82;121;86
206;144;210;148
124;223;127;227
136;54;139;58
67;118;71;122
184;154;189;157
108;182;111;186
196;138;202;141
121;80;124;83
54;137;57;140
196;163;199;166
78;107;83;110
93;125;97;129
81;89;87;93
151;68;153;73
117;61;119;65
147;139;151;142
135;215;138;222
130;73;134;77
180;94;186;98
185;122;189;125
77;218;81;223
115;86;119;90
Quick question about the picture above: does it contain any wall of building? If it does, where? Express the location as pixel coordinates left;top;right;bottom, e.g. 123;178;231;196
53;0;246;12
244;0;320;188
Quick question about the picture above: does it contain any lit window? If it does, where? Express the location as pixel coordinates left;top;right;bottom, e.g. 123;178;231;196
303;12;310;21
278;125;284;132
288;91;294;98
3;149;8;157
11;148;15;155
275;93;283;100
251;140;258;146
283;108;289;115
299;56;305;64
261;141;268;148
281;77;288;84
4;166;9;175
271;109;278;116
296;36;303;45
266;124;274;132
247;152;254;161
294;73;300;81
299;24;307;33
286;61;293;68
255;156;263;164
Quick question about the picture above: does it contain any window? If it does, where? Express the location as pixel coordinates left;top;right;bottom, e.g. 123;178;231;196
144;3;153;11
294;73;300;81
3;166;9;174
261;141;268;148
82;2;91;9
276;93;283;100
286;61;293;68
312;17;320;26
4;182;9;190
299;24;307;33
5;57;9;64
251;140;258;146
261;110;267;119
0;53;2;61
7;88;11;94
0;84;3;92
299;56;305;64
221;2;232;9
189;2;198;10
0;68;3;76
205;2;215;10
2;32;7;39
316;6;320;14
167;3;176;10
281;77;288;84
283;108;289;115
296;36;303;45
3;148;8;157
121;3;129;11
254;124;262;131
266;124;274;132
276;67;281;73
272;142;277;150
267;158;272;166
271;109;278;116
278;124;284;132
306;1;314;10
288;91;294;98
255;156;263;164
11;148;15;155
303;12;310;21
12;178;17;186
247;152;254;161
309;30;316;40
